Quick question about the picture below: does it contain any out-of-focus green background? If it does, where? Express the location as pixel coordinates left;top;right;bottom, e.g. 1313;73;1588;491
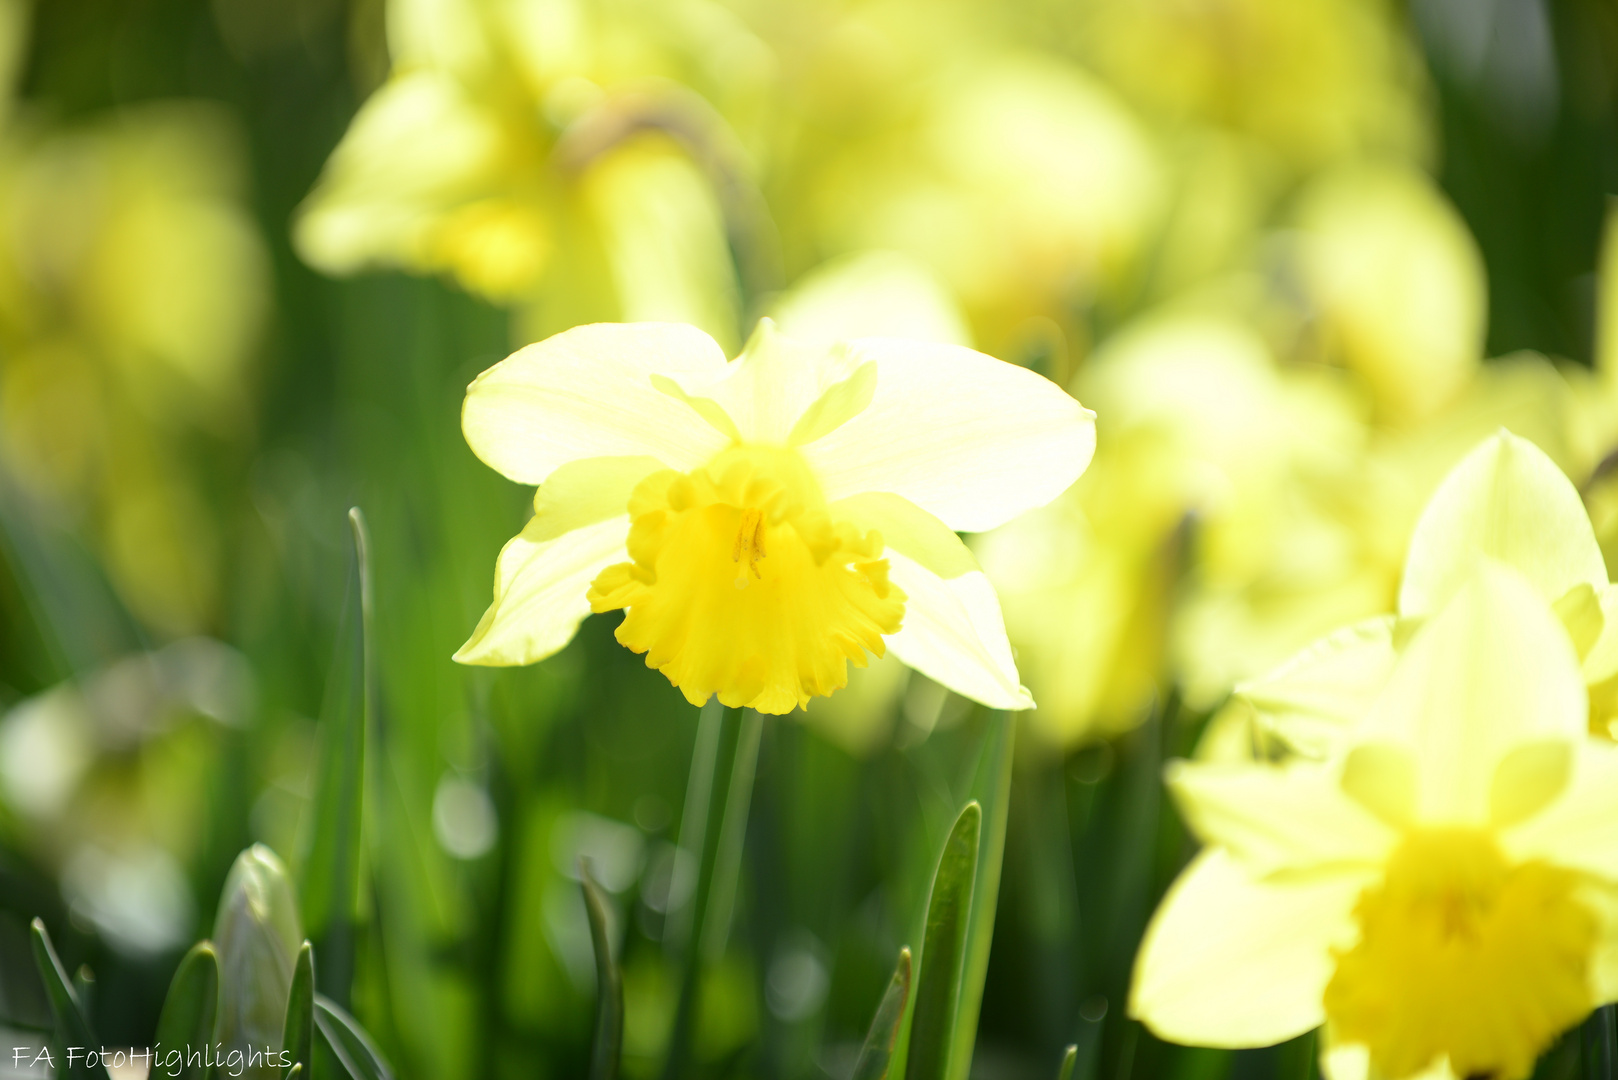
0;0;1616;1077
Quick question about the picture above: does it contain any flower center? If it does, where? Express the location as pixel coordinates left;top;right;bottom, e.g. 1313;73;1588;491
1323;829;1596;1080
587;445;906;714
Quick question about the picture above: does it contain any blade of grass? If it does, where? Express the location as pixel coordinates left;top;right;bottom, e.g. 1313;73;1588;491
299;508;374;1009
153;941;220;1080
851;947;912;1080
1058;1045;1078;1080
949;711;1015;1080
29;918;102;1079
282;942;314;1078
900;802;981;1080
313;994;394;1080
581;861;624;1080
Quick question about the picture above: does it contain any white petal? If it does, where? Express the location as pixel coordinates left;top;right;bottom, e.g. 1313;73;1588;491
1167;761;1397;878
1130;849;1366;1049
884;553;1032;710
462;322;731;485
802;338;1096;532
663;319;872;446
454;516;629;666
1502;741;1618;881
1400;431;1606;618
1234;617;1399;761
1366;566;1587;825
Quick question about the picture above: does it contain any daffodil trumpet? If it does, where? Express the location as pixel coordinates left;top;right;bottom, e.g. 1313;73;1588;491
1132;566;1618;1080
455;319;1095;715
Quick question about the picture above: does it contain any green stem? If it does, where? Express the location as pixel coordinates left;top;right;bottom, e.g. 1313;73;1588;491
661;703;763;1079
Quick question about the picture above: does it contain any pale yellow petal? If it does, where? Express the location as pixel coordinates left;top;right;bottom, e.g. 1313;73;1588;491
1399;431;1606;618
1167;761;1396;878
454;516;629;666
1234;617;1399;761
1368;566;1587;825
1130;849;1366;1049
1502;740;1618;881
1319;1041;1456;1080
461;322;731;485
802;338;1096;533
883;553;1033;710
293;72;504;275
664;319;870;446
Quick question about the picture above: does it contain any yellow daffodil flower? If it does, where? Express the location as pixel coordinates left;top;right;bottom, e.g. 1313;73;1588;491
454;319;1094;715
1217;429;1618;761
1133;566;1618;1080
294;0;762;346
1293;164;1487;424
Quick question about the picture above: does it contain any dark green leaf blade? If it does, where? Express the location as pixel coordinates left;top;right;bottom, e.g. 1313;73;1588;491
904;802;981;1080
950;711;1015;1080
581;860;624;1080
852;947;912;1080
282;942;314;1078
154;941;220;1080
29;918;102;1079
312;994;394;1080
1057;1044;1078;1080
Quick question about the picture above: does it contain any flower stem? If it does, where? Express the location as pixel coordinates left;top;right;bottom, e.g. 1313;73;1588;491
661;702;764;1079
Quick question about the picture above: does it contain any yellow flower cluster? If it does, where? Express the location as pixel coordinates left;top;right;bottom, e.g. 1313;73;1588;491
1133;433;1618;1079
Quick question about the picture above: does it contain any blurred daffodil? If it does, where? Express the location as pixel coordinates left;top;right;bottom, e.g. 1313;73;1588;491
1133;566;1618;1080
1292;164;1487;424
1071;0;1429;172
295;0;766;346
1220;430;1618;761
979;307;1371;745
0;95;268;634
455;319;1094;714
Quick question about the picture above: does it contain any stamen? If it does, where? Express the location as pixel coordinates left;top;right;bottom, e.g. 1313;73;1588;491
734;508;766;589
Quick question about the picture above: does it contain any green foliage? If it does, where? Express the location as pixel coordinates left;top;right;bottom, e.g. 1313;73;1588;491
283;943;315;1079
900;802;980;1080
299;509;374;1009
582;862;625;1080
154;942;221;1080
851;948;911;1080
29;919;103;1079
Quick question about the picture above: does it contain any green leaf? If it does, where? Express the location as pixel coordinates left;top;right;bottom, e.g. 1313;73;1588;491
154;941;220;1080
851;947;912;1080
299;507;375;1007
581;861;623;1080
282;942;314;1078
902;801;981;1080
72;966;95;1020
950;711;1015;1080
1057;1045;1078;1080
312;994;394;1080
213;845;303;1058
29;918;103;1079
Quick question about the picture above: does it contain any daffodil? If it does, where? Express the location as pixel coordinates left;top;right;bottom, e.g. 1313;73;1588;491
1132;566;1618;1080
454;319;1094;715
1214;429;1618;760
293;0;762;346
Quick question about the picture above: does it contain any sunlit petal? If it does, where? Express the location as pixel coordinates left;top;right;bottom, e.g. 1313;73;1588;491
802;338;1095;532
462;322;731;485
1130;849;1366;1048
